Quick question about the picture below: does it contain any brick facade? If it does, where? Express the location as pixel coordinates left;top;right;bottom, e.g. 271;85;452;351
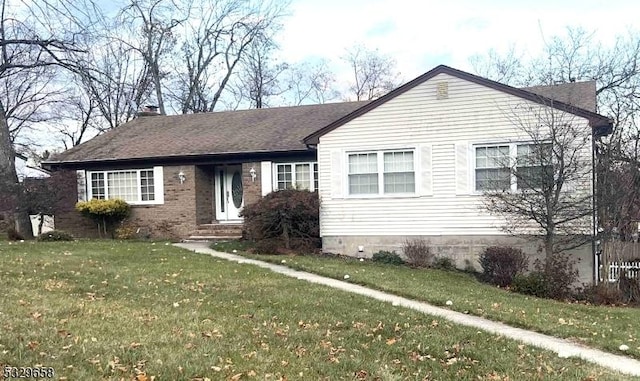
242;162;262;208
54;162;265;239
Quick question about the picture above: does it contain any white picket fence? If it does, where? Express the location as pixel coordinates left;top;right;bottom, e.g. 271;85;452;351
608;261;640;282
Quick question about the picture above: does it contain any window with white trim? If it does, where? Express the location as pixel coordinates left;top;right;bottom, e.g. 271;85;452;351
516;143;554;190
474;143;553;192
88;169;159;204
475;145;510;191
348;150;415;195
275;162;318;191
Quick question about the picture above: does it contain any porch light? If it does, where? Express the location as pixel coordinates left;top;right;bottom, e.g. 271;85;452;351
178;171;186;184
249;167;256;182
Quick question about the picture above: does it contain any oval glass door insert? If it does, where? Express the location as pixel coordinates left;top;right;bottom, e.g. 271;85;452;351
231;171;243;208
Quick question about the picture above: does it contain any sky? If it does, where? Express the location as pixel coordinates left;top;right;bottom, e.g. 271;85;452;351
276;0;640;84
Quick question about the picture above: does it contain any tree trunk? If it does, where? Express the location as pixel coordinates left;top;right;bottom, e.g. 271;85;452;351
0;101;34;239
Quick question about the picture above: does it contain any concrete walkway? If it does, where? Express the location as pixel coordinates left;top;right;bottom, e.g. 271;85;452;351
175;242;640;377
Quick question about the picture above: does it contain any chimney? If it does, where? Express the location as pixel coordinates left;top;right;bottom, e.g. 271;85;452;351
137;105;160;117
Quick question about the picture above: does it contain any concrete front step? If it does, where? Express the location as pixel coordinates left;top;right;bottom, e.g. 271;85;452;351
185;235;242;241
187;223;243;241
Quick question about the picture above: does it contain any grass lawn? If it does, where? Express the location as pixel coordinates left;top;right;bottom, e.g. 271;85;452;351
210;242;640;361
0;241;636;380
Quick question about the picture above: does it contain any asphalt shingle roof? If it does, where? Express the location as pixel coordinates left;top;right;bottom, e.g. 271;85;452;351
49;101;369;164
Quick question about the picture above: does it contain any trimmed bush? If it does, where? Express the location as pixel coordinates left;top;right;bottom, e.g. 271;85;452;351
372;250;405;266
37;230;74;242
76;199;130;238
511;272;548;298
402;239;434;267
479;246;528;287
241;189;319;253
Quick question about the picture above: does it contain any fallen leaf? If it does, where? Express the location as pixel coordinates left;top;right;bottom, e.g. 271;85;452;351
386;337;397;345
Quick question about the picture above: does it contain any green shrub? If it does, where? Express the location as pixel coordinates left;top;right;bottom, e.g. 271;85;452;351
76;199;130;238
433;256;455;270
372;250;405;266
479;246;528;287
241;189;319;253
402;239;433;267
511;272;549;297
37;230;74;242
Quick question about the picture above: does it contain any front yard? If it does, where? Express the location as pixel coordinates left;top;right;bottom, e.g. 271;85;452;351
210;242;640;360
0;241;636;380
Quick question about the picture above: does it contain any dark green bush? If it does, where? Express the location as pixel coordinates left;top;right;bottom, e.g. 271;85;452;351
241;189;319;253
511;272;549;297
37;230;74;242
372;250;405;266
479;246;528;287
402;239;433;267
433;256;455;270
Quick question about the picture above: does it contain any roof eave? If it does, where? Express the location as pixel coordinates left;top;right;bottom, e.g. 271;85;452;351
42;148;314;169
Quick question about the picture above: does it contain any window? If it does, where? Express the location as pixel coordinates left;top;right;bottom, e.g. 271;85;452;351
275;162;317;191
474;143;553;192
516;143;553;190
348;150;415;195
384;151;415;193
348;153;378;194
88;168;160;204
475;145;510;191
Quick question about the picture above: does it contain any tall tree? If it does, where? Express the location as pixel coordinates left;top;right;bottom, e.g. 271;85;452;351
286;59;339;105
172;0;288;113
119;0;185;115
0;0;98;237
343;45;401;101
482;100;594;260
234;37;288;109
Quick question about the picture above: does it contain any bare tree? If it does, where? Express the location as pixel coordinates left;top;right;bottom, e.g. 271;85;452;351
171;0;288;113
119;0;185;115
233;37;288;109
471;27;640;280
286;59;339;105
343;45;401;101
0;0;98;237
482;101;594;261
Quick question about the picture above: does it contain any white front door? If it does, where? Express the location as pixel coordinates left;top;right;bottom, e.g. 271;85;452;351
215;165;244;222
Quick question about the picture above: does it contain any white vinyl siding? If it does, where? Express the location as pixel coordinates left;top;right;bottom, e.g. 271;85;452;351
87;167;164;205
316;72;594;237
274;162;317;191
